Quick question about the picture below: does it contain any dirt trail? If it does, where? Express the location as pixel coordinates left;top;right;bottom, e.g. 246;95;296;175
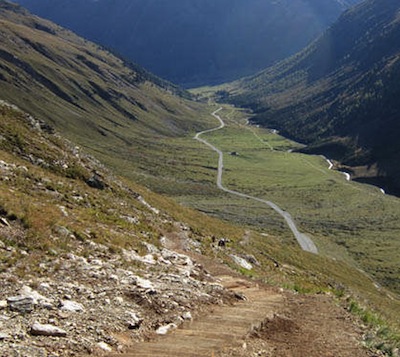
108;272;371;357
109;276;283;357
106;215;372;357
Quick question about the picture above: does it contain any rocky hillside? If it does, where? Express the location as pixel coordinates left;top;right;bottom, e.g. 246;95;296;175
223;0;400;195
0;100;246;356
15;0;361;87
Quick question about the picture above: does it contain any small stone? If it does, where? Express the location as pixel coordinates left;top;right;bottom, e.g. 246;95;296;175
30;322;67;337
0;217;10;227
114;296;124;304
97;342;112;352
57;311;69;319
86;174;105;190
0;300;7;309
38;282;51;291
59;300;84;312
7;296;34;313
156;323;177;335
135;276;155;291
230;254;253;270
53;226;71;238
182;311;192;320
126;312;143;330
0;332;9;340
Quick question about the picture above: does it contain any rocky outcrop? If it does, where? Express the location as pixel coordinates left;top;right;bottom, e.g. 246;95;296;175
0;239;232;356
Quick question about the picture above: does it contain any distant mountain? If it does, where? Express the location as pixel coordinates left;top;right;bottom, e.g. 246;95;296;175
15;0;360;87
225;0;400;195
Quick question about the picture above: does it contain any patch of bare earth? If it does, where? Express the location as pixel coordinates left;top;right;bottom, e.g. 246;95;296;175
109;273;372;357
219;293;373;357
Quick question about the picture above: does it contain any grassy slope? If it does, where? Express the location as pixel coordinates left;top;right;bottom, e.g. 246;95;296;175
212;0;400;195
0;2;399;349
121;103;400;335
136;104;400;296
0;2;215;176
1;103;400;352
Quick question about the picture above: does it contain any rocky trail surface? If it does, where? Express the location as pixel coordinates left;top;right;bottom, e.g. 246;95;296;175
109;234;372;357
110;272;372;357
108;276;283;357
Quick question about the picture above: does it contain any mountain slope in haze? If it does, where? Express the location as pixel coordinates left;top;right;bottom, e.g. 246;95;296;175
225;0;400;195
0;0;214;176
15;0;361;87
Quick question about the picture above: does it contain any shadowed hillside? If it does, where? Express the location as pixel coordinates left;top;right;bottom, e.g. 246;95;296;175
0;1;218;177
15;0;361;87
223;0;400;195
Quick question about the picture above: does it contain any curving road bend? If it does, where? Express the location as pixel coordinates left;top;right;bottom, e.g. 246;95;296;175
194;108;318;254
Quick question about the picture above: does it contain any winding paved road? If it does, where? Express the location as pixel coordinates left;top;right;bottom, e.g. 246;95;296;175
194;108;318;254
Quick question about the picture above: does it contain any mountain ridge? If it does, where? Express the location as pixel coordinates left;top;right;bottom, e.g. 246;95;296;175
15;0;361;87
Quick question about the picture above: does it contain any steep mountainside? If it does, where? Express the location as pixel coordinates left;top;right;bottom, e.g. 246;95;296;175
225;0;400;195
15;0;360;87
0;1;215;177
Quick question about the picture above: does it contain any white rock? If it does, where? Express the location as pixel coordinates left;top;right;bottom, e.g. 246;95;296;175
19;285;51;306
30;322;67;337
58;205;69;217
156;323;177;335
0;300;7;310
142;254;157;265
136;276;155;290
114;296;124;304
38;282;51;291
0;332;9;340
230;255;253;270
182;311;192;320
60;300;84;312
109;274;119;281
126;311;143;329
0;218;10;227
97;342;112;352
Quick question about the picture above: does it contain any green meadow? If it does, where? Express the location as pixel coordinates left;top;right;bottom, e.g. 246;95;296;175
122;105;400;299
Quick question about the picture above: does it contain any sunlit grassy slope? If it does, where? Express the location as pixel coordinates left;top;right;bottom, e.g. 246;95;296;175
125;104;400;299
2;103;400;346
